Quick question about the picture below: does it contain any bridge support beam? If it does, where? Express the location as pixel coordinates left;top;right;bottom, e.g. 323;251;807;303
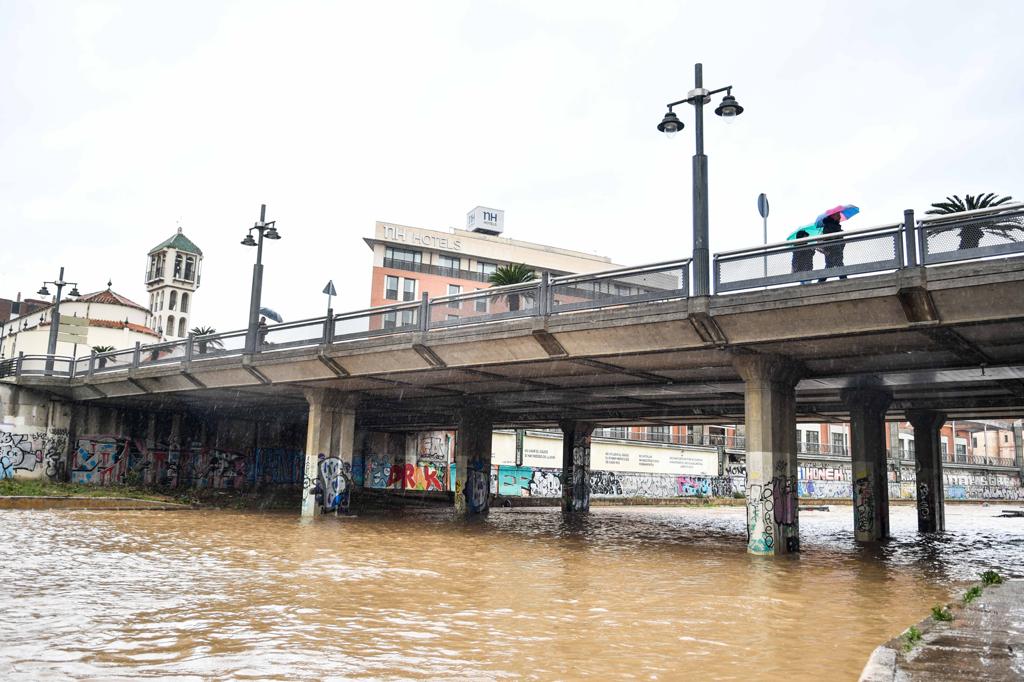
301;389;358;518
842;386;893;542
907;409;946;533
454;410;493;515
733;355;802;556
560;420;595;513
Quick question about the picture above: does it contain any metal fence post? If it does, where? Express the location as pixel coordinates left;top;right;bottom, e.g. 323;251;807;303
419;293;430;332
185;334;194;363
322;309;334;344
539;272;550;316
88;350;96;377
903;209;917;266
132;341;141;368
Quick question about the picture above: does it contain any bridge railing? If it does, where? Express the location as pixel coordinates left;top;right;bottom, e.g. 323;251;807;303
331;301;421;341
918;204;1024;265
3;207;1024;381
714;222;905;293
428;281;541;329
550;259;690;313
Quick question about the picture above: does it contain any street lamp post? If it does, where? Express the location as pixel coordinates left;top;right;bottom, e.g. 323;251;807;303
241;204;281;353
37;266;81;371
657;63;744;297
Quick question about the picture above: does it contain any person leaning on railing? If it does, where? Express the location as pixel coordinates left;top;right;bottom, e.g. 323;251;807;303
817;214;847;282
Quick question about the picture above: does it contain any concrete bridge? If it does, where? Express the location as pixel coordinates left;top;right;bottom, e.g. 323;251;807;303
3;204;1023;555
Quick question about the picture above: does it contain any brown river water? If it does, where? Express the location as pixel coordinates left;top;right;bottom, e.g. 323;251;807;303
2;503;1023;681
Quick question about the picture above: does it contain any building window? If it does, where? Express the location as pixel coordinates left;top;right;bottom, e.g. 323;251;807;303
448;284;461;309
184;256;195;281
403;278;417;302
803;430;820;454
401;309;415;327
169;291;177;310
447;314;459;321
385;275;399;300
955;443;967;457
600;426;627;439
831;432;847;455
383;311;397;329
180;293;189;313
166;315;175;336
178;317;187;337
478;261;497;276
439;255;460;271
475;288;488;313
174;254;183;278
385;247;422;264
648;426;670;443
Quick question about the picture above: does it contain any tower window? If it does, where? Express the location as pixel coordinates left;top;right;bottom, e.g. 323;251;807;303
184;256;195;281
169;291;177;310
178;318;186;337
166;315;175;336
174;254;183;278
180;293;189;313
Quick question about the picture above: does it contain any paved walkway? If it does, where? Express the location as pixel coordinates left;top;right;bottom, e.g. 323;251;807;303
861;580;1024;681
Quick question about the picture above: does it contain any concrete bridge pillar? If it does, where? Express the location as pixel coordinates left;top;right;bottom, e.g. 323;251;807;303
301;389;358;518
733;354;802;556
907;409;946;533
454;410;494;515
842;386;893;542
560;420;595;513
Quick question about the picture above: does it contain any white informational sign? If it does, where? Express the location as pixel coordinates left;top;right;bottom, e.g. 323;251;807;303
591;442;718;475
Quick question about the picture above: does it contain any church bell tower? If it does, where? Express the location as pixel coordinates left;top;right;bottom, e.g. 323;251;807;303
145;227;203;338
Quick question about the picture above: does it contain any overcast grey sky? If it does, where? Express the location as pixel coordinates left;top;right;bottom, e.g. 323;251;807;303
2;0;1021;330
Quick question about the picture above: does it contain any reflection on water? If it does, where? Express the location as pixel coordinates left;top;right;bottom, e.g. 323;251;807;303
1;503;1022;680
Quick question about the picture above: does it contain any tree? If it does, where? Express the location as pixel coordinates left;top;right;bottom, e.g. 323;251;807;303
487;263;537;312
925;193;1017;250
91;345;115;369
190;326;223;354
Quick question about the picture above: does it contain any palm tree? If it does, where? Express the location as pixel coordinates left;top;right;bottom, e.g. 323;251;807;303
487;263;537;312
91;345;115;369
925;193;1017;249
190;326;223;354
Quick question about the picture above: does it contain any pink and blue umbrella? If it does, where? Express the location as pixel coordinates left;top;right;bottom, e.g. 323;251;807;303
815;204;860;226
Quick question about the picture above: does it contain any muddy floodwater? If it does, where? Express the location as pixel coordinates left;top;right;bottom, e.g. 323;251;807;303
2;504;1023;680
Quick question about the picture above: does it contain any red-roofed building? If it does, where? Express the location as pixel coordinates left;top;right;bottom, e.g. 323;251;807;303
0;285;160;360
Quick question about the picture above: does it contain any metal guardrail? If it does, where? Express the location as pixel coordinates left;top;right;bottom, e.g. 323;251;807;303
714;222;905;293
919;204;1024;265
2;205;1023;380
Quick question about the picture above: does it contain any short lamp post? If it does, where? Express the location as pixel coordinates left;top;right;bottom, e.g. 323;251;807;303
657;62;745;297
37;266;81;371
241;204;281;353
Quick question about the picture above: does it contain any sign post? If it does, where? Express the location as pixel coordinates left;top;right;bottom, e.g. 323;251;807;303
757;193;770;285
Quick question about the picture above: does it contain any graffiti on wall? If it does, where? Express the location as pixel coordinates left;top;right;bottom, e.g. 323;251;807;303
318;455;352;513
853;475;875;534
464;456;488;513
385;463;445;491
798;480;851;498
71;435;302;489
416;432;452;491
0;428;69;481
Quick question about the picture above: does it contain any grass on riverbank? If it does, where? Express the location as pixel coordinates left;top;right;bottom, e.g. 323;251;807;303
0;479;301;510
0;478;178;502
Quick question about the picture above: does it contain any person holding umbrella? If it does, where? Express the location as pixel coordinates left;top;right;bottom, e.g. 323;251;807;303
815;205;859;282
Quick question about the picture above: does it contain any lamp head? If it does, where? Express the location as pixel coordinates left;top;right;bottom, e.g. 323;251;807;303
37;285;51;297
657;110;684;138
240;234;257;247
68;286;81;297
714;93;744;122
264;224;281;240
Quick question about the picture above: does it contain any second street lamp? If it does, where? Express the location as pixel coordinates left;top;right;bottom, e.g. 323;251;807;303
38;266;81;371
657;62;745;297
241;204;282;353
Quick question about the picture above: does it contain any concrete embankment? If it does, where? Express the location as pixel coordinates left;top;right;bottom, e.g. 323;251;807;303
0;496;192;511
860;580;1024;681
